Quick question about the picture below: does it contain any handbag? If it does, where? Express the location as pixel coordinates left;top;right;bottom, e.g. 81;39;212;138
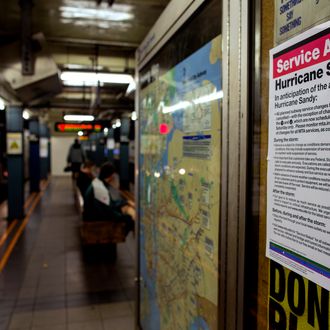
63;164;72;172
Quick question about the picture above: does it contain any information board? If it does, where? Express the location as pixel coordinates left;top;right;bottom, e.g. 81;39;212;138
267;22;330;290
139;35;222;329
7;132;23;155
39;137;48;158
275;0;330;44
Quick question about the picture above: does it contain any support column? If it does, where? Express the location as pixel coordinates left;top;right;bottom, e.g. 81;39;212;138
47;127;51;174
107;128;114;162
6;106;24;220
95;133;105;166
119;118;130;190
39;123;49;180
29;118;40;192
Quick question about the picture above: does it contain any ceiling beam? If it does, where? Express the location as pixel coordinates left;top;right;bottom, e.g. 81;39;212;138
29;101;133;110
47;37;138;51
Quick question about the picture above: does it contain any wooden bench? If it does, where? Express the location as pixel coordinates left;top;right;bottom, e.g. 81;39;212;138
80;221;126;245
74;184;134;246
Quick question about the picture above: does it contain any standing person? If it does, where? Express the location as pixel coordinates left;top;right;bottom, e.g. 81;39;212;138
67;138;85;178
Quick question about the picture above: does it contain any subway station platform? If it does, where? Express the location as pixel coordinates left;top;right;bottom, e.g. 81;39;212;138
0;177;136;330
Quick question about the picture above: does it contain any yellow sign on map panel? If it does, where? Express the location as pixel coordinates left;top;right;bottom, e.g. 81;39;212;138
7;132;23;155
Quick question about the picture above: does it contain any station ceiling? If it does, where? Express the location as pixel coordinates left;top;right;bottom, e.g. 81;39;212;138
0;0;170;121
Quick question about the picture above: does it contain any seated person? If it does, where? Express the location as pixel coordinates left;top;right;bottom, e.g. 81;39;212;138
83;162;134;234
76;160;97;197
108;172;128;208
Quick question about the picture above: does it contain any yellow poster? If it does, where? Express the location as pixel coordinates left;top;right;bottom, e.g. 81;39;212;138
268;260;329;329
7;132;23;155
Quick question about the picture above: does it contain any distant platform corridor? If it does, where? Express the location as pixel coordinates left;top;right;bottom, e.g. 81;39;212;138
0;177;136;330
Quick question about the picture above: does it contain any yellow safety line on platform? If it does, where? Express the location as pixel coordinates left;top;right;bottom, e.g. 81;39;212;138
24;192;36;209
0;220;18;248
0;193;36;250
0;181;49;272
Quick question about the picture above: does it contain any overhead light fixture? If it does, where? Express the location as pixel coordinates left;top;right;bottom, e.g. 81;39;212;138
77;131;84;136
131;111;137;121
126;79;136;95
23;110;31;120
115;119;121;128
61;71;134;87
60;3;133;21
64;115;95;122
0;97;6;111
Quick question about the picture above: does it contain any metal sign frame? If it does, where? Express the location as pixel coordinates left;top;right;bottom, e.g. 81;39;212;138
135;0;250;328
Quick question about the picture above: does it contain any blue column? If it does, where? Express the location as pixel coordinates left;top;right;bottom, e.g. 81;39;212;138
95;133;105;166
47;127;51;174
29;119;40;192
107;128;114;162
39;123;49;180
6;106;24;220
119;118;130;190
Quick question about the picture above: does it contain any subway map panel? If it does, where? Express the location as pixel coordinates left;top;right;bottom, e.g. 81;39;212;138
139;35;222;330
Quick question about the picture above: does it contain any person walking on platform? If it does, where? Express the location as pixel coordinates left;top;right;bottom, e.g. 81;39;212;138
83;162;134;235
67;138;85;178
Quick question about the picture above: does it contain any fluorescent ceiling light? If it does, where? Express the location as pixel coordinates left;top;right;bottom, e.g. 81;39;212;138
23;110;30;120
115;119;121;128
131;111;137;121
64;115;94;122
61;71;134;87
126;80;136;95
0;98;5;111
60;4;133;21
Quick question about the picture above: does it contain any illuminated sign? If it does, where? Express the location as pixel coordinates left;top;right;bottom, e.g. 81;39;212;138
55;123;102;133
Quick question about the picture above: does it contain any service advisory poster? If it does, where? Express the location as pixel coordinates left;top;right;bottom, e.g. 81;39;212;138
267;22;330;290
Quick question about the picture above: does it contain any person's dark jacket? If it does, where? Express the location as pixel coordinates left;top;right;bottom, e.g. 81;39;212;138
82;178;134;234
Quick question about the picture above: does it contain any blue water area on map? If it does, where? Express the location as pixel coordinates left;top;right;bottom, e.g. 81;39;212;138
190;317;210;330
140;223;161;330
174;39;222;98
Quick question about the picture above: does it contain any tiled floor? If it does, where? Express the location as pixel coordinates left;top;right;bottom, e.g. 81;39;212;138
0;177;136;330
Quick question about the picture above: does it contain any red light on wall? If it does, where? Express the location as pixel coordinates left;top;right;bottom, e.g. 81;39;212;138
159;124;170;135
159;123;169;135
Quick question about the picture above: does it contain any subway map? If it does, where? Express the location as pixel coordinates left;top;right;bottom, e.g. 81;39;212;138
139;35;222;330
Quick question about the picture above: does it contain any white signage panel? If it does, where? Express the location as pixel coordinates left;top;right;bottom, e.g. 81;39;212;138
267;22;330;290
275;0;330;44
40;138;49;158
7;132;23;155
